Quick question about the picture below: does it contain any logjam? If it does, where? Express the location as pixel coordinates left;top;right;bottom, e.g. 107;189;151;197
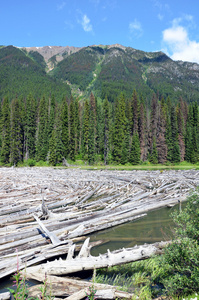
0;167;198;295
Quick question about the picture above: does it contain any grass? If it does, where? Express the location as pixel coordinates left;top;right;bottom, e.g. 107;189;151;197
8;158;199;171
67;160;199;171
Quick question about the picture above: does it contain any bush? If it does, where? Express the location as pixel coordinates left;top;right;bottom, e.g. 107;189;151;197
152;191;199;298
26;159;36;167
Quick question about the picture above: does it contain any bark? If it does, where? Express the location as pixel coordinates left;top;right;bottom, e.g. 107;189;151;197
25;238;169;277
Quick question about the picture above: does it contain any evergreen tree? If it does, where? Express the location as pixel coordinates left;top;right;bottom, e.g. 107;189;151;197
112;94;127;163
48;94;56;139
10;97;24;165
185;103;199;163
103;97;109;165
170;105;180;163
69;99;76;161
156;98;167;163
61;98;69;158
55;105;64;164
132;89;139;134
0;97;10;164
82;99;89;158
176;100;186;161
48;129;57;165
24;94;36;159
129;133;141;165
74;98;80;154
88;108;95;164
138;96;147;161
185;125;194;162
36;96;48;161
149;136;158;164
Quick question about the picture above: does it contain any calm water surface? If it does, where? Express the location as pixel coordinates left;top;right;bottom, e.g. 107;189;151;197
90;204;180;255
0;204;181;291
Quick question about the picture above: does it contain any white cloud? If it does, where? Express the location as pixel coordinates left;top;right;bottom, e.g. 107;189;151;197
81;14;93;32
57;2;66;11
129;19;143;38
162;16;199;63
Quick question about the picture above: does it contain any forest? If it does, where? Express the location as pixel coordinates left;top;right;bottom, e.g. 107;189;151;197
0;89;198;166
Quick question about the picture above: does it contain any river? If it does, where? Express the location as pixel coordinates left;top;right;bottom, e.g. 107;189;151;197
0;203;181;292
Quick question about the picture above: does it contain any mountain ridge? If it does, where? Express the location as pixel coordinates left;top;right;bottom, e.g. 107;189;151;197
1;44;199;103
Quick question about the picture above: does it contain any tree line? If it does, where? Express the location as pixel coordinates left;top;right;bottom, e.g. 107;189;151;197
0;90;198;166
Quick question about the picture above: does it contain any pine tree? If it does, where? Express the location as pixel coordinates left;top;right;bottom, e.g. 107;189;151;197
0;97;10;164
69;99;76;161
88;108;95;165
129;133;141;165
138;96;147;161
170;105;180;163
48;129;57;165
48;94;56;139
10;97;24;165
112;94;127;163
36;96;48;161
185;103;199;163
82;99;89;158
176;101;186;161
132;89;139;134
74;98;80;154
149;137;158;164
61;98;69;158
156;98;167;163
103;97;109;165
24;94;36;159
55;105;64;164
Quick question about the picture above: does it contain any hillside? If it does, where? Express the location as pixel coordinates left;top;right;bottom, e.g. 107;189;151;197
0;45;71;100
49;44;199;102
1;44;199;102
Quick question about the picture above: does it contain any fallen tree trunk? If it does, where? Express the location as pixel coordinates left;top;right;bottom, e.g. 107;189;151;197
27;273;134;299
25;238;170;277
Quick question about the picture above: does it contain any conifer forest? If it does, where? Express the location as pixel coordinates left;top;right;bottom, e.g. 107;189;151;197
0;89;198;166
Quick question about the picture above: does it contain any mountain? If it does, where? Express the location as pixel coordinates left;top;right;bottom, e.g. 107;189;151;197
23;45;82;71
0;45;71;100
1;44;199;103
48;44;199;102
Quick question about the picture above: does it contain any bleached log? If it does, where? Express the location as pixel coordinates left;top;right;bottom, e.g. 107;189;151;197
25;241;169;277
0;292;11;300
78;237;90;258
33;214;61;245
77;183;104;205
27;274;134;299
0;240;103;279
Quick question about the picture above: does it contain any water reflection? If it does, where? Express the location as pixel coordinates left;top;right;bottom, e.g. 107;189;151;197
90;204;180;256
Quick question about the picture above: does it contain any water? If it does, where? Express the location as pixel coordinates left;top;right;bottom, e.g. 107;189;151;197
90;204;180;256
0;203;181;291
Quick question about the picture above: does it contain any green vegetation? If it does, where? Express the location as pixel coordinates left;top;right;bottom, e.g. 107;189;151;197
48;45;199;103
9;266;54;299
0;46;71;100
96;191;199;299
1;89;199;167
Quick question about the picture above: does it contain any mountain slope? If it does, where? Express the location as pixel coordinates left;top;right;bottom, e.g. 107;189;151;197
1;44;199;103
0;46;71;100
49;44;199;102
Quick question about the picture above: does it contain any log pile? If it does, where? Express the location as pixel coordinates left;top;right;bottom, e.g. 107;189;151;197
0;167;198;298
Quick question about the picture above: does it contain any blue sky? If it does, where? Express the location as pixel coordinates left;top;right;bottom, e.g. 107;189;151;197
2;0;199;63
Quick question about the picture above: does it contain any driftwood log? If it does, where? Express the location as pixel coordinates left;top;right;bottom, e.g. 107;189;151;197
27;274;134;299
25;237;169;277
0;167;197;287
